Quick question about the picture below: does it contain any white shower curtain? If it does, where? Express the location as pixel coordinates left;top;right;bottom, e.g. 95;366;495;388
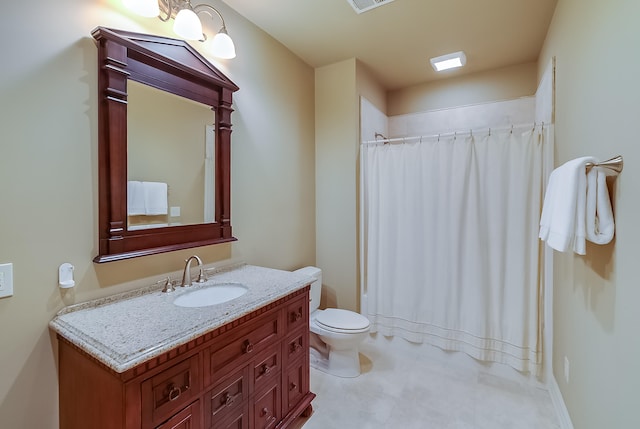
361;126;551;373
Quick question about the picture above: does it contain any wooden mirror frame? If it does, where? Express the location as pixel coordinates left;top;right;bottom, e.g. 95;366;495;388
92;27;239;263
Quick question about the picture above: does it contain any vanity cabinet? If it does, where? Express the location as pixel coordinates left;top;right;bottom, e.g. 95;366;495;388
57;288;314;429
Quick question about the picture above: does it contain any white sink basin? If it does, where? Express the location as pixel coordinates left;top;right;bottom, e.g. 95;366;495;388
173;283;248;308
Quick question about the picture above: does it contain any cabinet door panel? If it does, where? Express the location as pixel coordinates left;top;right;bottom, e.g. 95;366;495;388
285;295;308;333
284;359;307;414
207;311;281;386
142;355;200;428
283;331;307;367
156;400;201;429
205;367;248;426
211;405;249;429
251;348;281;394
253;381;280;429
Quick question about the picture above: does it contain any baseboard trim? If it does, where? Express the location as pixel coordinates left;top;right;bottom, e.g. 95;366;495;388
549;375;574;429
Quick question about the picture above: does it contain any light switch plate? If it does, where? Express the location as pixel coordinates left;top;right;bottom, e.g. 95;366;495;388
0;263;14;298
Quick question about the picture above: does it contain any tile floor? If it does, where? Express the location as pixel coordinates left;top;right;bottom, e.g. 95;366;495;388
293;335;560;429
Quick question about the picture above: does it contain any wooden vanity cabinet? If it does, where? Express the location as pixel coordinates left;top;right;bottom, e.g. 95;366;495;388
57;288;314;429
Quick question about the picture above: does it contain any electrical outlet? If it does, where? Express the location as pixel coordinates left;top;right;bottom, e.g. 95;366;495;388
0;263;14;298
564;356;570;383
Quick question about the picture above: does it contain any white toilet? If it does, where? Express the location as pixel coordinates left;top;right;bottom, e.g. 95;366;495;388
294;266;370;378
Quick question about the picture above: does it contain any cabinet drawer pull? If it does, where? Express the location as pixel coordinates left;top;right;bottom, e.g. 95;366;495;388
289;382;298;391
243;340;254;354
290;311;302;322
168;385;182;402
222;392;235;407
290;341;302;353
260;363;271;375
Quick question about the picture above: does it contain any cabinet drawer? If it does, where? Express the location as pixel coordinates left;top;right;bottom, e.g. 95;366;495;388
283;359;307;414
285;295;308;332
142;355;200;428
204;367;248;426
156;400;201;429
283;331;307;366
253;381;280;429
211;405;249;429
251;348;281;394
207;312;281;385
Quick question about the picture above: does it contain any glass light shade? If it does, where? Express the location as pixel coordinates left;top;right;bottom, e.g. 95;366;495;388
123;0;160;18
210;31;236;59
173;8;203;40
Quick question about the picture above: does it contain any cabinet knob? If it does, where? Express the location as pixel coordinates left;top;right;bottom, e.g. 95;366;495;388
261;363;271;375
290;311;302;322
289;382;298;391
243;340;254;354
260;407;270;417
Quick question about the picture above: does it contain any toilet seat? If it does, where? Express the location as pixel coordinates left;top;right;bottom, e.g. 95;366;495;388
315;309;370;334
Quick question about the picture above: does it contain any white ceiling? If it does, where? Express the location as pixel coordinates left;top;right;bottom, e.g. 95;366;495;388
220;0;558;90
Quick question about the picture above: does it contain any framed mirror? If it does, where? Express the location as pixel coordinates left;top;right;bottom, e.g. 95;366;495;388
92;27;239;263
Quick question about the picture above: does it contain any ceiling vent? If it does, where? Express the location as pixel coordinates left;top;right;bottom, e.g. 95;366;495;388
346;0;396;14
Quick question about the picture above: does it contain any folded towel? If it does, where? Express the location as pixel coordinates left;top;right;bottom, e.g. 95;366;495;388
539;156;598;254
127;181;146;216
143;181;168;215
585;168;614;244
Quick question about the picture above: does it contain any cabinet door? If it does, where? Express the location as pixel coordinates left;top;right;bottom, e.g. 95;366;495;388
283;358;307;415
253;381;281;429
251;348;281;395
142;355;200;428
283;331;307;368
211;406;249;429
156;400;201;429
205;367;249;427
206;310;281;387
285;295;308;333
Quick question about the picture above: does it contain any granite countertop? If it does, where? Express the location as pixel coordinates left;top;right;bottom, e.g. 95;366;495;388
49;264;312;373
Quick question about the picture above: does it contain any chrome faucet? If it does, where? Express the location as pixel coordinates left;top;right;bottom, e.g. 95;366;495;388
181;255;206;287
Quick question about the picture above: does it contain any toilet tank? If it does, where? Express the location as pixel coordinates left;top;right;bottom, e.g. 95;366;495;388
294;266;322;313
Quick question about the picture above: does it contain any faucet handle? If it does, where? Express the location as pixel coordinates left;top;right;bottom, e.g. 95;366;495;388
161;277;175;293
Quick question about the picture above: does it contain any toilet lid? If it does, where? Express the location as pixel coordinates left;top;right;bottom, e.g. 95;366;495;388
315;308;370;331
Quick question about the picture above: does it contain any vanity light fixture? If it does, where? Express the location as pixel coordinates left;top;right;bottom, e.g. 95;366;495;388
123;0;236;59
430;51;466;72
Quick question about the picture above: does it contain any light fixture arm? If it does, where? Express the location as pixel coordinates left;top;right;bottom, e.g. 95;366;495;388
157;0;176;22
193;3;228;33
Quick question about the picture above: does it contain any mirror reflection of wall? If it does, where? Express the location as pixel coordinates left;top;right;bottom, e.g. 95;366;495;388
127;80;215;230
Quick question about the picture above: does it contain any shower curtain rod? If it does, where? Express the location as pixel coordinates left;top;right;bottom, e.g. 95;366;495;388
361;122;544;145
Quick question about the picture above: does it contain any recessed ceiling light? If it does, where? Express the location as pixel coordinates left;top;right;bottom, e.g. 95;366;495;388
430;51;467;72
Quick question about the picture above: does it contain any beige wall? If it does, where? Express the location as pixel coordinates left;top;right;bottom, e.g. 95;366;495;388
0;1;315;428
314;59;386;312
387;61;538;116
315;59;358;311
538;0;640;427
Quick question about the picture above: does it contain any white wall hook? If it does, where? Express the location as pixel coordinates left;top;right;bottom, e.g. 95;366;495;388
58;263;75;289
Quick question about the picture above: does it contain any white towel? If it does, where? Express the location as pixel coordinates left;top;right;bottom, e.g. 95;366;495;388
143;181;168;215
539;156;598;254
127;181;146;215
585;168;615;244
